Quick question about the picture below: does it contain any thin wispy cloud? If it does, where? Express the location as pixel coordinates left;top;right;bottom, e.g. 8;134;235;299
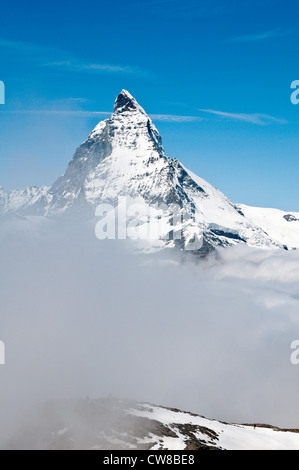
5;110;111;118
150;114;202;123
4;109;202;123
199;109;287;125
42;60;146;76
226;27;295;43
0;38;148;76
59;97;90;104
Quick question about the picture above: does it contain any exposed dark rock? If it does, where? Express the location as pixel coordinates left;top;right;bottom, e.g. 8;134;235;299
284;214;299;222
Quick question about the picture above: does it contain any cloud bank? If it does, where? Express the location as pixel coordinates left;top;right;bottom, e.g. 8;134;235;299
0;217;299;447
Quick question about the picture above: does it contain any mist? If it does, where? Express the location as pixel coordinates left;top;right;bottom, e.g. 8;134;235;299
1;215;299;447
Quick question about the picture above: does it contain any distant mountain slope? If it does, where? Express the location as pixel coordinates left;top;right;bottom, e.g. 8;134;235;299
0;186;50;216
237;204;299;250
7;399;299;450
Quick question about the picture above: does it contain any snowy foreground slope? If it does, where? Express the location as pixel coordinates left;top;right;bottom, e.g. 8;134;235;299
7;399;299;450
131;404;299;451
1;90;296;254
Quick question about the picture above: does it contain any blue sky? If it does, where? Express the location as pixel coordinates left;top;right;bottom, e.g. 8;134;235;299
0;0;299;210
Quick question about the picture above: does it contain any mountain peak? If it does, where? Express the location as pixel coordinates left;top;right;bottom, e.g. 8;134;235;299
114;89;145;115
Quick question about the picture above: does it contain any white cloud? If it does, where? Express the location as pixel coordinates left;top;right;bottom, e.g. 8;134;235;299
150;114;202;122
5;109;203;123
1;218;299;446
199;108;287;125
226;28;295;43
7;109;111;117
42;60;147;76
0;38;148;76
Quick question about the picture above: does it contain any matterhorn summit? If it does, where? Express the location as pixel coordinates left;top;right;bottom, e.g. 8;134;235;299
1;90;297;254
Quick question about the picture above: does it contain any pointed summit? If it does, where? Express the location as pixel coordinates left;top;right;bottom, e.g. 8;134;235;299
114;89;145;114
0;88;286;253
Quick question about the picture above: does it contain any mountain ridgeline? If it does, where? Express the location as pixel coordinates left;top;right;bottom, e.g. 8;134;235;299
1;90;298;254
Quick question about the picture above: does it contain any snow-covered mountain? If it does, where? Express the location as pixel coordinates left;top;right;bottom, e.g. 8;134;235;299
7;398;299;450
237;204;299;250
0;90;296;254
0;186;50;216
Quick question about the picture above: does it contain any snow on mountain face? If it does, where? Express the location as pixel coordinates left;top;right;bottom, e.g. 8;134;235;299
0;186;51;216
7;399;299;450
0;90;290;254
237;204;299;250
131;403;299;451
49;90;169;213
42;90;281;253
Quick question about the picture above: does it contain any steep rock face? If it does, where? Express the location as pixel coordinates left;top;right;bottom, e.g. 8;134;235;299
0;90;282;253
45;90;278;251
48;90;173;211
